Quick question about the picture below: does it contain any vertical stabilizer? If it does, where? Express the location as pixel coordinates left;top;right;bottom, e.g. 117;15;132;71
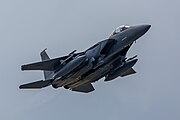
40;49;54;80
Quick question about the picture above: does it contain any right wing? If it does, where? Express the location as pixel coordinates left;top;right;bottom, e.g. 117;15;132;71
120;68;136;77
71;83;95;93
21;56;68;71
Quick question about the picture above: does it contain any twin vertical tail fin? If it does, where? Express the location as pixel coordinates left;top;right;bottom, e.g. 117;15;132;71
40;49;54;80
19;49;54;89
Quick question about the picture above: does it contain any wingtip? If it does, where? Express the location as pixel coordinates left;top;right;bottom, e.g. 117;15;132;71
21;65;25;71
19;85;24;89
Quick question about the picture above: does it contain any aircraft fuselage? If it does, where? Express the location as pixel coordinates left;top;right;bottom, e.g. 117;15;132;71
20;24;151;93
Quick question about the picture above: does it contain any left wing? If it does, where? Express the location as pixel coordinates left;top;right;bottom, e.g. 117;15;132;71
71;83;95;93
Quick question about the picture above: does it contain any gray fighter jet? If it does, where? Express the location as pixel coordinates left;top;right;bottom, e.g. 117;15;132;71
20;24;151;93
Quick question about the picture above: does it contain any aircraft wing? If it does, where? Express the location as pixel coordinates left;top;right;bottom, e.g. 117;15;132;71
120;68;136;77
71;83;95;93
21;56;69;71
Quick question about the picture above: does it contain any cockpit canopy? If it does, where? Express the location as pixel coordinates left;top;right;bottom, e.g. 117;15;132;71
110;25;130;36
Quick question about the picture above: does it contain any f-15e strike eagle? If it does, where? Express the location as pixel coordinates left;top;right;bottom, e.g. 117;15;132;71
20;24;151;93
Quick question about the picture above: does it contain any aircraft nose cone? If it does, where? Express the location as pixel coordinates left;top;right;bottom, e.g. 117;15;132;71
135;24;151;38
140;24;151;33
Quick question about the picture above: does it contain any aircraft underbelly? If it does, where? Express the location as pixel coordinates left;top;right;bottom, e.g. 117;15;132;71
67;64;112;88
57;63;93;87
52;62;93;87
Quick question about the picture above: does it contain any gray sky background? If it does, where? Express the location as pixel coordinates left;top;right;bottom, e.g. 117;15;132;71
0;0;180;120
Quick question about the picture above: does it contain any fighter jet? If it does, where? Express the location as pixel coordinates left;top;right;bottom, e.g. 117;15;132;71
20;24;151;93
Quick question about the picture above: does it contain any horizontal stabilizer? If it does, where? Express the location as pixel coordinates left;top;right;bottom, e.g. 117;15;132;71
19;80;52;89
71;83;95;93
120;68;136;77
21;56;68;71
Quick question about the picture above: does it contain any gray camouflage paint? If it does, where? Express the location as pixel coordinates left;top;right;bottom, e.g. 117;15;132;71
0;0;180;120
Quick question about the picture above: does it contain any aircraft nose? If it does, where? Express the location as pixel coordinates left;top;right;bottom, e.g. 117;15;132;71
139;24;151;33
134;24;151;38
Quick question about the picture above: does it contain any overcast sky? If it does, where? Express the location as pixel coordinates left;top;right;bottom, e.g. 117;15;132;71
0;0;180;120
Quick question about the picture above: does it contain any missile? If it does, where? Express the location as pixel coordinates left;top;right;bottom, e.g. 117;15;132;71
105;59;138;81
69;50;77;56
60;50;77;65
